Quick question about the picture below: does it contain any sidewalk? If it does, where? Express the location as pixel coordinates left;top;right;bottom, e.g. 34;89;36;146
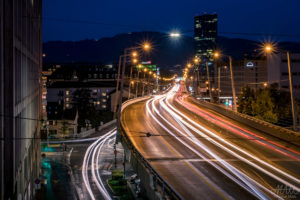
36;149;76;200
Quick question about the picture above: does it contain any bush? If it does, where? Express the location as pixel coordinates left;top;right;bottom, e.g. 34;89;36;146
112;169;124;180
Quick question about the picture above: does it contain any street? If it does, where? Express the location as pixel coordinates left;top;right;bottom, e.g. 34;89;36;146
121;83;300;199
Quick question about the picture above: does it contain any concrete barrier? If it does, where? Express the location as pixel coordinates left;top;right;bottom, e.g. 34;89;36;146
188;97;300;147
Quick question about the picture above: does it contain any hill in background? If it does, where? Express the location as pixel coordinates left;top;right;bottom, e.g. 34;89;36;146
43;31;300;69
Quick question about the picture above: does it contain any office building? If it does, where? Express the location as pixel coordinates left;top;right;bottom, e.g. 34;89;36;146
267;53;300;99
0;0;42;199
194;14;218;61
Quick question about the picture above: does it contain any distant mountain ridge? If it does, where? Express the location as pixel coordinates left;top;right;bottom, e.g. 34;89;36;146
43;31;300;69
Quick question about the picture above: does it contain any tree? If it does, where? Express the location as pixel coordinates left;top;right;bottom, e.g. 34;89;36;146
251;89;278;123
72;89;94;128
72;88;101;130
238;86;254;115
61;120;69;136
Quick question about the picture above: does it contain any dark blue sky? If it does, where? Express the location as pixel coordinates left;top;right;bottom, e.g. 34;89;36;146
43;0;300;42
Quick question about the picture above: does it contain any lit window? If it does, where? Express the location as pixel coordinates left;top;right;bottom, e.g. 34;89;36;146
102;92;106;96
66;98;69;102
102;99;106;103
102;105;106;109
66;90;70;95
66;103;70;108
97;101;100;105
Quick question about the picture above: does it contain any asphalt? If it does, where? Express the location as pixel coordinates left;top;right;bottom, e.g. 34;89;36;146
121;85;300;200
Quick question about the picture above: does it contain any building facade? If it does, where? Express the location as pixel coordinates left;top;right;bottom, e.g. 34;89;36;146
0;0;42;199
267;53;300;99
194;14;218;61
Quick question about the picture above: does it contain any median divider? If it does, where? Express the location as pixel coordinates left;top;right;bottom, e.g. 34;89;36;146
189;97;300;147
120;96;183;200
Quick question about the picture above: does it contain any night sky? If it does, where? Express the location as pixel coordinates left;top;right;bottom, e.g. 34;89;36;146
43;0;300;42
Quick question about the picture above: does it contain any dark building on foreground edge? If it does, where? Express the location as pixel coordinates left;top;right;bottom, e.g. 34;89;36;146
194;14;218;61
0;0;42;199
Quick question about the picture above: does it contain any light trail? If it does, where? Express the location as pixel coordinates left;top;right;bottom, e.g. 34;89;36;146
82;128;116;200
143;83;300;199
148;96;272;199
177;95;300;159
166;88;300;187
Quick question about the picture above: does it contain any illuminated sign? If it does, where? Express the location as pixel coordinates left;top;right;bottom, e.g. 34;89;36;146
246;62;254;68
142;61;151;64
136;64;157;71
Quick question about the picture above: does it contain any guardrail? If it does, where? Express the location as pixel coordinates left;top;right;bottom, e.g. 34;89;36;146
121;96;183;200
188;98;300;147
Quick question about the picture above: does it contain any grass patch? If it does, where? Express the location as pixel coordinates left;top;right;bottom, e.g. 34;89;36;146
108;170;134;199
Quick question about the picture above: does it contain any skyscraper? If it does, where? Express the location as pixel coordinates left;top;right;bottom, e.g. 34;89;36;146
194;14;218;61
0;0;42;199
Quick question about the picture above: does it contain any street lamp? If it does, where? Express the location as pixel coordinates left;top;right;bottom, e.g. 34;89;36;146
128;54;139;100
135;64;143;98
143;43;151;50
214;51;237;112
214;51;221;103
148;71;153;95
169;32;181;38
264;43;298;131
115;42;151;132
142;68;148;96
264;43;273;53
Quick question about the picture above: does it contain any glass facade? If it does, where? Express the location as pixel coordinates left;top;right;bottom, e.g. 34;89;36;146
194;14;218;62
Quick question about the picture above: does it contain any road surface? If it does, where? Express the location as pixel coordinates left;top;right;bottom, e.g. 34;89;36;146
121;83;300;200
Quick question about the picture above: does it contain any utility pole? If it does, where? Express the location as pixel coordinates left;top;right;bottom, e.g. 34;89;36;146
114;55;123;118
287;52;298;131
229;56;237;112
123;149;126;178
117;51;127;135
196;66;200;96
218;67;221;103
142;70;146;96
206;61;213;102
135;70;140;98
128;65;133;100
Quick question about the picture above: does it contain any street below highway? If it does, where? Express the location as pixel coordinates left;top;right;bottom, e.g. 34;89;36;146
121;82;300;200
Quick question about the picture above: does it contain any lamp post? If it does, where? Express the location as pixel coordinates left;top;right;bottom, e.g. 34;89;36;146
264;43;298;131
142;68;148;97
113;55;124;118
135;64;142;98
128;52;138;100
116;43;151;135
148;71;153;95
214;51;237;111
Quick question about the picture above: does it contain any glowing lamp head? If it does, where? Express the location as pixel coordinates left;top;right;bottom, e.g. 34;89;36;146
132;58;138;63
132;51;138;57
170;32;181;38
264;43;273;53
143;43;151;50
214;51;220;58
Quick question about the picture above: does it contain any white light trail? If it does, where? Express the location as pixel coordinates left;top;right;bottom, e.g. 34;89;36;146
143;84;300;199
82;128;116;200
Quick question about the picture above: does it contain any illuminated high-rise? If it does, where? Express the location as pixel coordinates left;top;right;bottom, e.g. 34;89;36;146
194;14;218;61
